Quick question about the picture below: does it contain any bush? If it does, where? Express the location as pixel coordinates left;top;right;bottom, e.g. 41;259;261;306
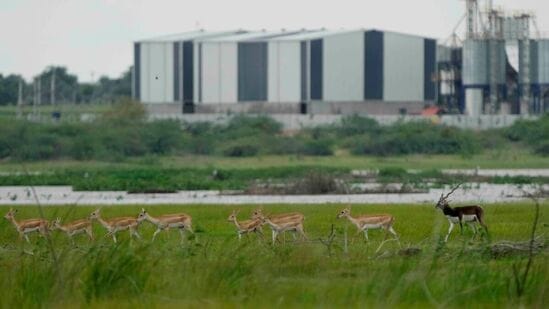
337;115;380;136
221;138;260;157
302;140;333;156
534;140;549;156
351;121;480;156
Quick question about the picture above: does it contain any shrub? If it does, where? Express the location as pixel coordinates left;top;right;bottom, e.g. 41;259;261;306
221;138;260;157
302;139;333;156
143;120;182;154
337;115;380;136
225;115;282;136
534;140;549;156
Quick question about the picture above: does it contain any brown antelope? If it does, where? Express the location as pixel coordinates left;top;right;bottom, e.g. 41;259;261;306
252;209;307;244
435;184;488;242
337;207;399;242
89;209;142;243
4;208;49;243
51;217;93;243
227;210;263;241
137;208;193;242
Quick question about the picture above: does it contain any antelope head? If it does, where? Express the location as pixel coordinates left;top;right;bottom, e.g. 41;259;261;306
53;217;62;228
251;208;264;220
436;184;462;210
338;206;351;219
89;209;101;220
137;208;148;222
227;210;239;222
4;208;16;220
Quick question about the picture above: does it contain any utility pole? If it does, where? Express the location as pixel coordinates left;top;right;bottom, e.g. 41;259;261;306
17;78;23;118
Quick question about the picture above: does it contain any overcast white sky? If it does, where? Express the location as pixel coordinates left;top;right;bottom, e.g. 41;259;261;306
0;0;547;82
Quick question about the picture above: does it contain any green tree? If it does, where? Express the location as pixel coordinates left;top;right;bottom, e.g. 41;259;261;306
0;74;25;105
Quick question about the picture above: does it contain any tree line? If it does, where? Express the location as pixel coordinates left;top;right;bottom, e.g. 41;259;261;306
0;66;132;106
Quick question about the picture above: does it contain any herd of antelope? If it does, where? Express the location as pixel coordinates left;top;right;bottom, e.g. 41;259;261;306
3;184;488;245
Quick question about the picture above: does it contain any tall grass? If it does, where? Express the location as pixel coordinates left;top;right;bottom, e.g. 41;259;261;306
0;203;546;307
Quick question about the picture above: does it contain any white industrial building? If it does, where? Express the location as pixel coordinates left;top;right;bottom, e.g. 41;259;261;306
133;29;437;115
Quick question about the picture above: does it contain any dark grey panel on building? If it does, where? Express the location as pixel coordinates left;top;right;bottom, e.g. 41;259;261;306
310;39;323;100
364;31;383;100
198;43;202;103
424;39;436;101
300;41;308;101
183;41;194;102
238;42;268;101
173;42;180;101
134;43;140;100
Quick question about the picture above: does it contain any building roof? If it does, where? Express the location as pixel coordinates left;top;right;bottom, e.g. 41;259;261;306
270;29;361;41
137;30;245;43
199;30;309;42
137;28;438;43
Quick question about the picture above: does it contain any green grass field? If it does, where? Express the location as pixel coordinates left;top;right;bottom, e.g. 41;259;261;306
0;203;547;308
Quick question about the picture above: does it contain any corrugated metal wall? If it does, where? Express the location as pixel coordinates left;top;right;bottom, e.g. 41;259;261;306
136;30;438;105
268;41;301;102
139;42;174;103
383;32;424;101
133;43;140;100
310;39;323;100
183;41;194;102
323;31;364;101
424;39;436;100
364;31;384;100
200;42;238;103
238;42;268;101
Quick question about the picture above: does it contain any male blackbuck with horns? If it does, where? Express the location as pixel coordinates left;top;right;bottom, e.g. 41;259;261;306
138;208;193;243
227;210;263;241
435;184;488;242
4;208;49;243
337;207;399;242
252;209;307;244
89;209;142;243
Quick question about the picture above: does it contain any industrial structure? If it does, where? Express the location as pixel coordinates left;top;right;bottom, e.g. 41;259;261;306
133;28;437;115
133;1;548;116
436;0;548;115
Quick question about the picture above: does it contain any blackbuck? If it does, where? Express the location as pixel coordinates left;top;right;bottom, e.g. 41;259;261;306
252;209;307;244
337;207;399;242
4;208;49;243
89;209;142;243
435;184;488;242
138;208;193;242
227;210;263;241
51;217;93;243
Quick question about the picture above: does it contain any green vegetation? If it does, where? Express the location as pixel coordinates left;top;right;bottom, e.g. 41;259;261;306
0;66;131;106
0;165;546;192
504;114;549;156
0;203;546;307
2;102;549;162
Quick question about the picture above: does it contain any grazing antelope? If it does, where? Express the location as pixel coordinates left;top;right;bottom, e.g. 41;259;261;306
89;209;142;243
227;210;263;241
4;208;49;243
435;184;488;242
137;208;193;243
51;217;93;244
337;207;399;242
252;209;307;245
